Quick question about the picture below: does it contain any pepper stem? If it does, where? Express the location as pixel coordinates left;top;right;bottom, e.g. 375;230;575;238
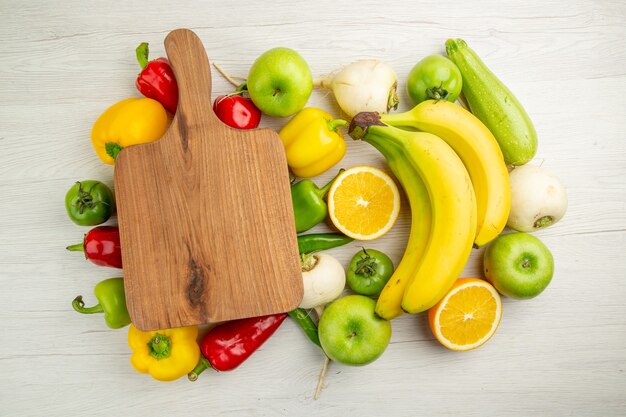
66;242;85;252
105;143;123;160
148;333;172;360
317;169;346;199
72;295;104;314
326;118;348;132
136;42;150;70
188;357;212;381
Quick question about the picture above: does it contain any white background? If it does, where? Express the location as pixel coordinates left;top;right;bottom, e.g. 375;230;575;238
1;1;625;416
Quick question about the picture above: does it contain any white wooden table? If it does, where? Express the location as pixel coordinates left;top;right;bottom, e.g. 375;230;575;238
1;1;625;416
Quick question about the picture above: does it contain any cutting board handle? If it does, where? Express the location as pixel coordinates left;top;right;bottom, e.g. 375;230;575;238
164;29;221;126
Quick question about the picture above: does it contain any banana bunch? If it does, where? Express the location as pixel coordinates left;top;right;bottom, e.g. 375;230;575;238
382;100;511;248
349;101;511;319
349;112;477;318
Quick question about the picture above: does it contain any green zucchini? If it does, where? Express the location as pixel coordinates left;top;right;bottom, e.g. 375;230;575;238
446;38;537;166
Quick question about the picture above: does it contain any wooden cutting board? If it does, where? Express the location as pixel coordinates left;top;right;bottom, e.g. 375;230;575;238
114;29;302;331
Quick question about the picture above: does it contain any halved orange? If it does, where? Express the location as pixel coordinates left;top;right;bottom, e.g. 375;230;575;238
327;166;400;240
428;278;502;351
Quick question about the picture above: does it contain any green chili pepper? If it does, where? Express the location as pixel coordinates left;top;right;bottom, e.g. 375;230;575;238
288;308;321;348
72;277;131;329
292;169;344;233
297;233;353;254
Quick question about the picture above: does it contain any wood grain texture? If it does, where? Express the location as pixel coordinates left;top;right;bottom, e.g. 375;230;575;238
115;29;302;330
0;0;625;416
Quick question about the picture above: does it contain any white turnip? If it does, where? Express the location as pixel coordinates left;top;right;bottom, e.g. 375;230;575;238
314;60;399;118
299;253;345;309
507;164;568;232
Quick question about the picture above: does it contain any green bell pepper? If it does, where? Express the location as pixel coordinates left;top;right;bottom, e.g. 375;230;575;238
292;169;344;233
72;277;131;329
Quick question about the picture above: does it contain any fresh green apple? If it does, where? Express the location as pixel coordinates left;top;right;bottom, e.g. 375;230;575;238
484;232;554;299
318;295;391;366
247;47;312;117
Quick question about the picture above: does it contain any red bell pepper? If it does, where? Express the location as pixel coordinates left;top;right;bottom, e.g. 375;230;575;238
213;92;261;130
188;313;287;380
66;226;122;269
135;42;179;114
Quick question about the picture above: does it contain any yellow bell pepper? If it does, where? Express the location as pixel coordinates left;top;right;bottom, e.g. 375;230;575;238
128;324;200;382
91;98;169;165
278;107;347;178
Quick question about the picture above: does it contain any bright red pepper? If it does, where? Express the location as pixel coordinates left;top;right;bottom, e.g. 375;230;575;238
66;226;122;269
188;313;287;380
213;93;262;129
135;42;179;114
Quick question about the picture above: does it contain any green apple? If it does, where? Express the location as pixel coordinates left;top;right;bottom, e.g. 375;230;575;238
318;295;391;366
247;47;312;117
484;232;554;299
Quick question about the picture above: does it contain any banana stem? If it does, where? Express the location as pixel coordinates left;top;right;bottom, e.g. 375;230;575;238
348;112;385;140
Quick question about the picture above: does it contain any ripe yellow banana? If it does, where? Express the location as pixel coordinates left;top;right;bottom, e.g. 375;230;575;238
349;113;477;315
382;100;510;247
400;134;477;313
367;135;432;320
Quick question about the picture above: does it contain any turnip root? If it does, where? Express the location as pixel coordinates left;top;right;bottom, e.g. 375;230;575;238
298;253;345;400
299;253;345;309
507;165;568;232
314;60;399;118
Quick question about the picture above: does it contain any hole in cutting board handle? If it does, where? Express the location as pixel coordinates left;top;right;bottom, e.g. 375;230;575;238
164;28;221;126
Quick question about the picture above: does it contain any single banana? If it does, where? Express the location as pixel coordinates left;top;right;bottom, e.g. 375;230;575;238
349;113;476;315
401;135;477;313
382;100;510;247
365;132;432;320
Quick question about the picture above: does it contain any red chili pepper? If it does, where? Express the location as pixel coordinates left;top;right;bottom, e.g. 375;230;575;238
66;226;122;269
135;42;179;114
188;313;287;380
213;93;262;130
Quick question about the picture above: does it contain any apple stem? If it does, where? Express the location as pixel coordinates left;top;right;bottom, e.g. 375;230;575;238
212;62;245;88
